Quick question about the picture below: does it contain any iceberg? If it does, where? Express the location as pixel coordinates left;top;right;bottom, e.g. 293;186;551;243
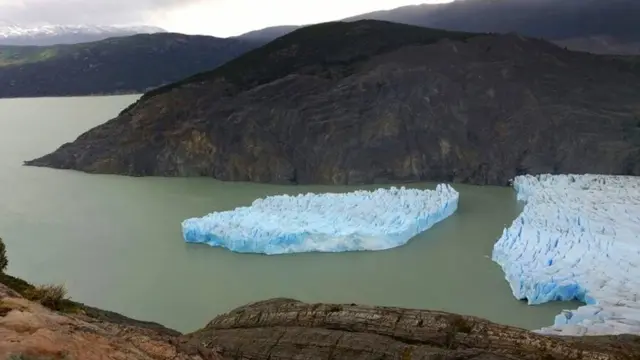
492;174;640;335
182;185;459;255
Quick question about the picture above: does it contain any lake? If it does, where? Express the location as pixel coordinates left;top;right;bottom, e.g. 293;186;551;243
0;95;578;333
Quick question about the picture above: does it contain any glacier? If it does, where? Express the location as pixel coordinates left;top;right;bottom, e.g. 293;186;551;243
492;174;640;335
182;185;459;255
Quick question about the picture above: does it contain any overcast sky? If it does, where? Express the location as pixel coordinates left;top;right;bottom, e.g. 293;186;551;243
0;0;453;37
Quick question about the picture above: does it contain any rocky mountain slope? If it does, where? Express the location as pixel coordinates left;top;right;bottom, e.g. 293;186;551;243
553;36;640;56
2;287;640;359
237;0;640;54
345;0;639;41
0;33;263;98
0;22;165;46
25;20;640;186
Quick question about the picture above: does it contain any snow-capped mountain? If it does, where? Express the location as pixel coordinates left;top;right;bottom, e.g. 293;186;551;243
0;22;166;45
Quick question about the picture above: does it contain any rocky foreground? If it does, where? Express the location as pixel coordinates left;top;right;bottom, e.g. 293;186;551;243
25;20;640;186
2;284;639;360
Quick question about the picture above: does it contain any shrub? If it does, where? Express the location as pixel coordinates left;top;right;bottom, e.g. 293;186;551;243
0;237;7;272
23;284;69;311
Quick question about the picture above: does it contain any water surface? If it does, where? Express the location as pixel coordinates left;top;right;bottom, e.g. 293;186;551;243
0;95;578;332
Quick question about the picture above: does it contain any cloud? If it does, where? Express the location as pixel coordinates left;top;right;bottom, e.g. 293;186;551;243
0;0;200;25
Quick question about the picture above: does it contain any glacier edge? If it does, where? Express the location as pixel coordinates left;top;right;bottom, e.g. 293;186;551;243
492;174;640;336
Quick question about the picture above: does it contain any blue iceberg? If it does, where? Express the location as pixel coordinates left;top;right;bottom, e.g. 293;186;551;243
492;174;640;335
182;184;459;255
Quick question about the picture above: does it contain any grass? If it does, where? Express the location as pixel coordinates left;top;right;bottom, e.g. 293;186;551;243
23;284;70;312
0;236;7;272
0;272;77;313
0;237;77;313
0;46;60;66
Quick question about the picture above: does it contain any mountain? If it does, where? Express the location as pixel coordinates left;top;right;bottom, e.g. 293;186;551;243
0;22;166;45
236;0;640;54
344;0;639;40
25;20;640;186
0;33;264;98
553;36;640;55
234;25;300;42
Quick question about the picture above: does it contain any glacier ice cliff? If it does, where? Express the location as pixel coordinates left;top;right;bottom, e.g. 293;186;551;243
182;184;459;255
492;174;640;335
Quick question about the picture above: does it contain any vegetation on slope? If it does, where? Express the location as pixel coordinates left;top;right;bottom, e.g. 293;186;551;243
0;236;181;334
0;33;264;98
138;20;480;103
0;237;74;312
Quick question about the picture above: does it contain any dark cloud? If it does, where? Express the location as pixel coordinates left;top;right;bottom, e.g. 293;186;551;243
0;0;200;25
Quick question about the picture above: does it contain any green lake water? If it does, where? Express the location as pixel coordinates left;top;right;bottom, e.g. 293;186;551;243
0;95;578;332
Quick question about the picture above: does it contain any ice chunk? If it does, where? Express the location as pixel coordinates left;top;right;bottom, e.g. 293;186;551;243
492;174;640;335
182;185;459;255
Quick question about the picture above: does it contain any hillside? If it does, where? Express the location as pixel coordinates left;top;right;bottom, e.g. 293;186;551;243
24;20;640;186
237;0;640;54
233;25;300;42
4;284;638;360
554;36;640;56
0;33;263;98
345;0;639;41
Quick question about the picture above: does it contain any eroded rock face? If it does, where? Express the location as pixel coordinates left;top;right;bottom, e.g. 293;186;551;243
179;298;640;360
0;283;217;360
24;28;640;186
1;288;639;360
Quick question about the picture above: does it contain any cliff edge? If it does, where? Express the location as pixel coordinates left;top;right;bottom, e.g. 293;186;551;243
2;288;640;359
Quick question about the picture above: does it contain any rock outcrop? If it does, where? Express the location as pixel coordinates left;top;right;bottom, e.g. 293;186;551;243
4;286;639;360
25;20;640;186
178;298;640;360
0;282;216;360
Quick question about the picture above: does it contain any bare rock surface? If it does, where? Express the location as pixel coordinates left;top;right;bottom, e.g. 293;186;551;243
2;287;640;360
179;298;640;360
0;283;217;360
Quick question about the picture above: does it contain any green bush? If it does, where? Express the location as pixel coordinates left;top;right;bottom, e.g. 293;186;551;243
0;237;7;272
0;237;75;313
24;284;69;311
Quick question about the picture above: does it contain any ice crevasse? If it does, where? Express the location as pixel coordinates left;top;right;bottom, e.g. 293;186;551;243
182;184;459;255
492;174;640;335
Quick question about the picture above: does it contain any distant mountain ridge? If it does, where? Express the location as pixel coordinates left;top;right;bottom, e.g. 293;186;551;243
0;32;264;97
25;20;640;185
235;0;640;55
233;25;300;42
0;22;166;45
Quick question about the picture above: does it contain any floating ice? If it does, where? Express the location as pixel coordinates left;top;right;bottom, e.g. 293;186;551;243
492;174;640;335
182;185;459;255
